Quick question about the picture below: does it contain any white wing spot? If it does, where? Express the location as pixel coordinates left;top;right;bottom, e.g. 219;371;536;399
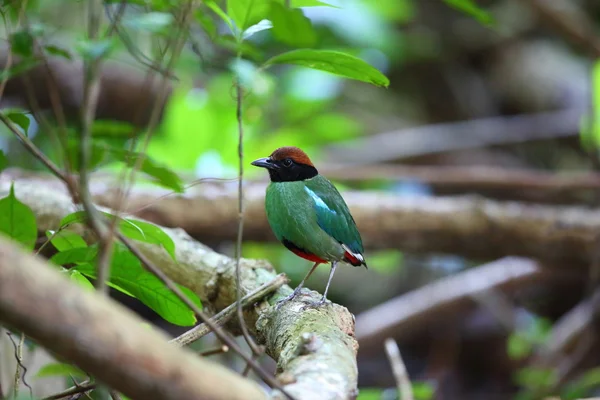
342;244;364;262
305;186;336;214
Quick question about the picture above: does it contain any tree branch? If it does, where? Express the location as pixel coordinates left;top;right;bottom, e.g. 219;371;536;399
83;178;600;268
355;257;578;352
0;236;266;400
0;177;359;400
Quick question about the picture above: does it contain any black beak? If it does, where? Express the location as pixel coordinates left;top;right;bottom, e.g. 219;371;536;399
251;157;277;170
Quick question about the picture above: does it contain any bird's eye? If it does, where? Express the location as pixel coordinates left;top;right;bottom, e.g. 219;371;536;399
283;158;293;167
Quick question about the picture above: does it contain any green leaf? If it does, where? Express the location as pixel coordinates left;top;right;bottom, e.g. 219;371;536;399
514;367;557;390
562;367;600;400
124;12;174;34
4;110;31;136
120;218;176;260
206;0;236;35
75;244;201;326
195;9;217;38
443;0;494;26
9;30;34;57
0;59;39;81
227;0;271;31
242;20;273;40
67;269;96;291
91;120;135;137
36;362;86;379
76;38;116;61
51;246;98;266
0;150;7;172
269;3;317;47
507;332;532;360
264;50;390;87
413;381;436;400
46;230;87;251
44;44;72;60
0;182;37;250
65;140;107;171
287;0;337;7
59;211;89;229
109;149;184;193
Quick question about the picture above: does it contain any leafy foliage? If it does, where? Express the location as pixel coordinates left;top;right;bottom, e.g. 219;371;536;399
74;243;201;326
0;182;37;250
36;362;86;379
264;49;390;87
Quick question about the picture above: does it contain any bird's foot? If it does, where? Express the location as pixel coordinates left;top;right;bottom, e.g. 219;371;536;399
300;296;330;311
275;287;304;310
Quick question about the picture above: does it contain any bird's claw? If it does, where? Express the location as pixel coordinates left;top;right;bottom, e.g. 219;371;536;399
300;297;329;311
275;288;303;310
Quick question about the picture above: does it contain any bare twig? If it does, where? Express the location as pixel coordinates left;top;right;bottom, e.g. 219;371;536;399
6;331;31;399
80;0;112;294
0;114;71;188
170;274;287;347
384;338;413;400
199;345;229;357
525;0;600;58
234;65;260;356
42;380;96;400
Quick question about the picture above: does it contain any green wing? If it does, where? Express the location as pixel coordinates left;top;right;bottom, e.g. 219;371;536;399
304;175;364;255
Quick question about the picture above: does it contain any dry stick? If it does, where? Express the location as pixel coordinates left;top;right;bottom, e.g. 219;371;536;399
43;381;96;400
115;232;295;399
6;332;31;399
199;345;229;357
234;71;261;357
384;338;413;400
12;332;25;399
0;114;71;188
80;0;112;294
170;274;287;347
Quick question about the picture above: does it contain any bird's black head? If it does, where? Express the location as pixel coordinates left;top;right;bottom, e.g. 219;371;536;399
251;146;318;182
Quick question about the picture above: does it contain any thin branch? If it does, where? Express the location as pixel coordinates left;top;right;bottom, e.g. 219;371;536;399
6;331;31;399
234;64;260;356
170;274;287;347
80;0;111;294
384;338;413;400
43;381;96;400
0;113;72;188
199;345;229;357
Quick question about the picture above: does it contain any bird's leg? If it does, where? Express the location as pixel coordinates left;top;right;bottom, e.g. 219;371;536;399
303;261;338;309
275;262;320;309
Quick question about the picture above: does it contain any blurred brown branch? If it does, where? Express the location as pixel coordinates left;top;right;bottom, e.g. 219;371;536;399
324;108;581;165
320;164;600;203
525;0;600;58
0;45;171;128
355;257;578;352
81;177;600;268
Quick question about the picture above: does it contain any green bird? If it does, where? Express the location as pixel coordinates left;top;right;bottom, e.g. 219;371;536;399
251;146;367;307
